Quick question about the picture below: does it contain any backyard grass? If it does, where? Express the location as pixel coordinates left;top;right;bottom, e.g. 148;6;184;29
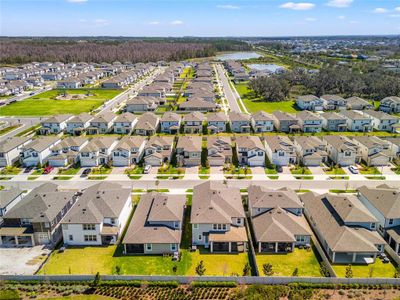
0;89;121;116
27;176;38;180
333;259;397;278
0;124;22;136
256;248;322;277
0;166;21;175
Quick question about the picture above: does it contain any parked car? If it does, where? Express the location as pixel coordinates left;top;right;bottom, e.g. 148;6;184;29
144;165;152;174
29;92;35;96
81;168;91;177
348;165;359;174
23;166;33;173
43;166;54;174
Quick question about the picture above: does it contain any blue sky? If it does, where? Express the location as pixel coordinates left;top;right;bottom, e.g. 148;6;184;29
1;0;400;36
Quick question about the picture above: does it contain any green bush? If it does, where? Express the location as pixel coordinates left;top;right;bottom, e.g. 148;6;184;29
191;281;237;288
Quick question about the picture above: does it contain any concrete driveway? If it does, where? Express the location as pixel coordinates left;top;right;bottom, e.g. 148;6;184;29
309;166;325;175
251;167;265;175
210;166;223;174
111;167;127;175
0;246;50;275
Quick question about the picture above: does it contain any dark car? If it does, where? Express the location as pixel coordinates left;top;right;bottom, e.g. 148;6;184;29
24;166;33;173
81;168;91;177
276;166;283;173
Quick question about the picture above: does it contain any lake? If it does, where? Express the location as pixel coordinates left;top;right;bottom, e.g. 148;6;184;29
215;52;262;61
247;63;285;73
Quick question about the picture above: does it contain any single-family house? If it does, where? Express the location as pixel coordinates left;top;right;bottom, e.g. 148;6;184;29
323;136;359;166
206;112;228;134
113;112;137;134
125;96;159;112
363;110;399;133
47;136;88;167
351;136;393;166
293;136;328;166
264;136;297;166
380;96;400;114
346;96;373;110
229;112;252;133
79;137;118;167
143;136;174;166
271;111;300;133
122;192;185;254
176;136;202;166
160;112;181;134
320;112;347;132
236;136;265;167
20;137;60;167
179;98;217;112
207;137;232;166
191;182;248;253
296;111;323;133
87;112;117;135
112;136;147;166
296;95;324;111
340;110;373;132
320;94;346;110
182;112;204;134
0;136;32;167
134;112;159;136
251;111;274;133
66;113;93;135
39;114;73;134
0;187;24;217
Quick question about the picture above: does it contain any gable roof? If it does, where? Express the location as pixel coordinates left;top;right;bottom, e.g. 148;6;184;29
67;112;93;124
0;136;31;153
236;136;264;151
358;185;400;219
114;112;136;123
114;136;146;151
176;136;202;152
248;186;302;210
0;187;24;209
135;112;159;130
23;137;59;152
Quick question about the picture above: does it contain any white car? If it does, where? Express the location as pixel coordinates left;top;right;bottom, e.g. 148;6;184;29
144;165;152;174
348;165;359;174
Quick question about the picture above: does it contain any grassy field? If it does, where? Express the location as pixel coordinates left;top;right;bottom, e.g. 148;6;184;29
0;89;122;116
256;248;322;277
333;259;397;278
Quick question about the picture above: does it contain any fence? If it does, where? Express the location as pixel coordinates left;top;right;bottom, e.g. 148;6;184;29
1;275;399;285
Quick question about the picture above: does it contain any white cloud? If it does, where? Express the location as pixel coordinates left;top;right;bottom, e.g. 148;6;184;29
149;21;160;25
389;14;400;18
305;17;317;21
326;0;353;8
67;0;87;3
395;7;400;12
216;4;240;9
93;19;109;26
170;20;183;25
349;20;359;24
280;2;315;10
338;15;345;19
373;8;388;14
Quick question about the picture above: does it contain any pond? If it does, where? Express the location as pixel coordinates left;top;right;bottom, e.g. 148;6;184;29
215;52;262;61
247;63;285;73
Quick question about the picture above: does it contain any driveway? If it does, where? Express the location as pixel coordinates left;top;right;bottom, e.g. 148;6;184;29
309;166;325;175
251;167;265;175
111;167;127;175
210;166;223;175
0;246;50;275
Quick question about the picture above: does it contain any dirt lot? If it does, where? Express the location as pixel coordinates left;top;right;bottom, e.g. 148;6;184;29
0;246;50;275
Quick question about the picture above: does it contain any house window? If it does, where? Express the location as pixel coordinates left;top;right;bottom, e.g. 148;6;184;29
193;224;198;229
198;234;202;241
237;218;242;225
296;236;305;242
171;244;177;251
258;152;263;156
217;224;222;230
69;235;73;241
110;218;115;225
32;153;38;157
44;222;50;228
84;235;97;242
21;218;31;225
83;224;96;230
146;244;152;251
174;222;179;228
371;223;376;229
222;224;227;230
389;219;394;225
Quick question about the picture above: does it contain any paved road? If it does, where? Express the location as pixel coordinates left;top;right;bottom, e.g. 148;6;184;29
0;117;41;142
215;64;242;113
0;86;53;106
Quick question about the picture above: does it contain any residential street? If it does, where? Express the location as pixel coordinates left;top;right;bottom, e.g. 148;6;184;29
215;64;242;113
0;117;41;142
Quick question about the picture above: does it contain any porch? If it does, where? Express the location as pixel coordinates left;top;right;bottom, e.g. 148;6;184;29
258;242;295;253
331;251;378;264
0;227;35;247
208;226;248;253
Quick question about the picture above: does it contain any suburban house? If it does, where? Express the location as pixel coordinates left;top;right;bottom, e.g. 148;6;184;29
66;113;93;135
296;111;323;133
264;136;297;166
380;96;400;114
382;137;400;157
39;114;73;134
271;111;300;133
125;96;159;112
191;181;248;253
143;136;174;166
0;187;24;218
87;112;117;135
352;136;393;166
206;112;228;134
357;185;400;256
0;183;77;247
182;112;204;134
61;182;132;246
79;137;118;167
229;111;252;133
47;137;88;167
321;112;348;132
236;136;265;167
301;191;386;264
293;136;328;166
176;136;202;166
0;136;32;167
296;95;324;111
323;135;360;166
251;111;274;133
320;94;346;110
112;136;147;167
122;192;185;254
134;112;160;136
363;110;399;133
340;110;373;132
179;98;218;112
248;185;311;253
207;136;232;166
20;137;60;167
160;112;181;134
346;96;373;110
113;112;137;134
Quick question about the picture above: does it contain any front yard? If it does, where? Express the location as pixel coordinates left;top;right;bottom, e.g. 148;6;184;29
198;167;210;179
290;166;314;179
157;165;185;179
0;166;22;175
125;166;144;179
324;166;349;180
224;165;252;179
256;248;322;277
91;165;113;175
333;259;397;278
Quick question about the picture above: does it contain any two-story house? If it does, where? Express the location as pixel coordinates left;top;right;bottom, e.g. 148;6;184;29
176;136;202;166
340;110;373;132
380;96;400;114
143;136;174;166
207;112;228;134
134;112;160;136
191;182;248;253
296;111;323;133
363;110;399;133
0;187;24;218
182;112;204;134
229;111;252;133
248;185;311;253
346;96;373;110
0;136;32;167
87;112;117;135
39;114;73;135
293;136;328;166
61;182;132;245
251;111;274;133
79;137;118;167
236;136;265;167
320;94;346;110
47;136;88;167
160;112;181;134
66;113;93;136
20;137;60;167
112;136;147;166
123;192;185;254
125;96;159;112
358;185;400;256
296;95;324;111
271;111;300;133
264;136;297;166
301;191;386;264
207;136;232;166
0;183;77;247
323;135;360;166
352;136;393;166
112;112;137;134
320;112;347;132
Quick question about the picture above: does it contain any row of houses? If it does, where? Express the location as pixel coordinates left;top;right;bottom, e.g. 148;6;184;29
1;182;398;264
297;95;400;114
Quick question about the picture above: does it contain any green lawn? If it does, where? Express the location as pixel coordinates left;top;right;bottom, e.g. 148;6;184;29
125;166;144;179
0;166;21;175
157;165;185;179
31;168;44;175
199;167;210;179
0;89;122;116
333;259;397;278
256;248;322;277
58;166;80;175
0;124;22;136
359;166;382;175
91;166;112;175
265;168;279;180
290;166;313;179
